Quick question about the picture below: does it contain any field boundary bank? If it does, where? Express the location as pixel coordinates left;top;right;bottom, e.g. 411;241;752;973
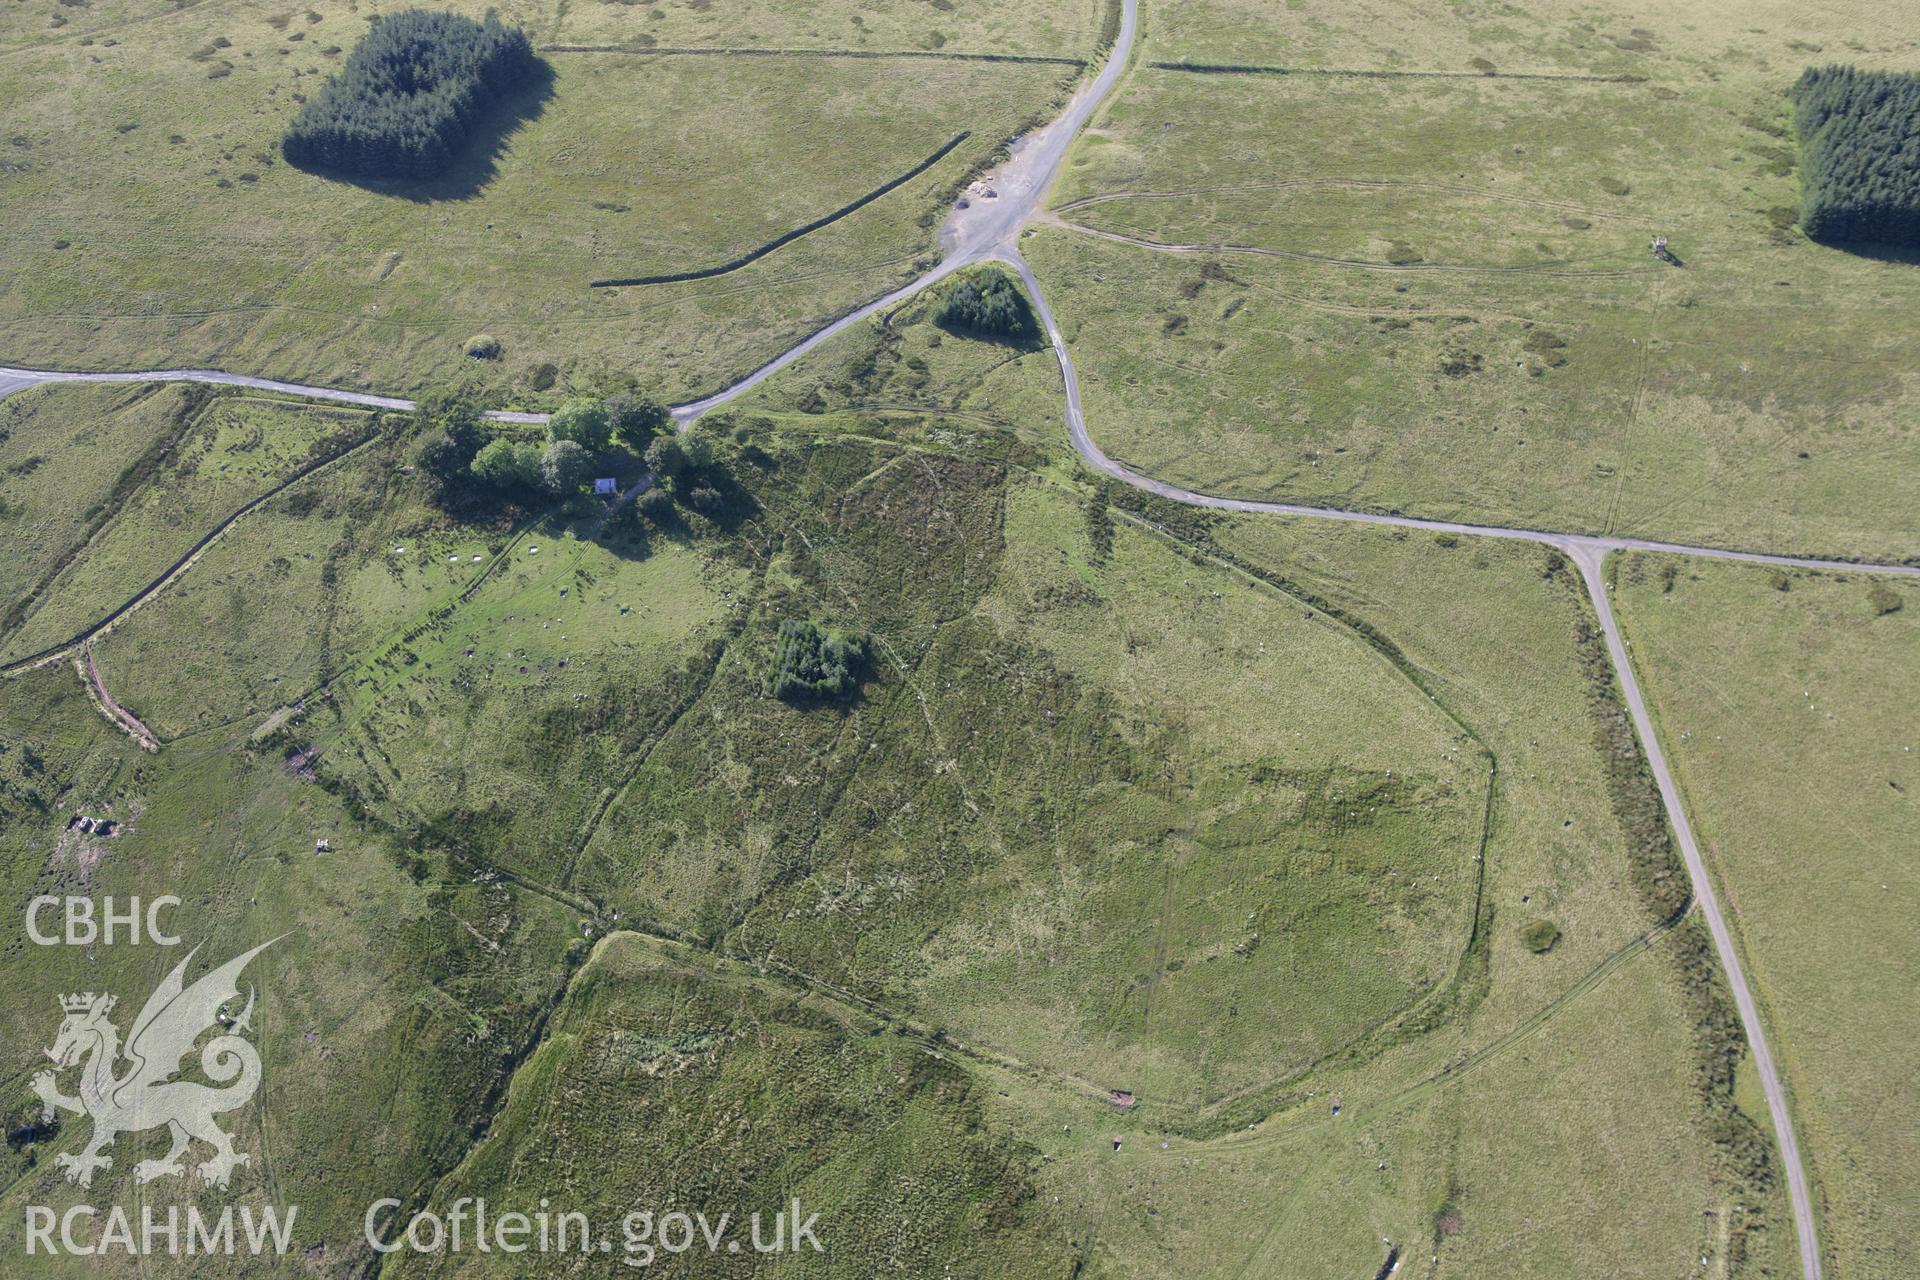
590;132;971;289
1146;60;1646;84
1048;217;1656;277
543;43;1085;67
1054;177;1632;221
0;424;387;677
0;382;201;644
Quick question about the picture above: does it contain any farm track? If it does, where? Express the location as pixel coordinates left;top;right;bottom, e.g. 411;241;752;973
0;1;1876;1273
76;639;158;752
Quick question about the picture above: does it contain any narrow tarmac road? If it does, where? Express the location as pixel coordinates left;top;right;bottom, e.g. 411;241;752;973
0;2;1876;1273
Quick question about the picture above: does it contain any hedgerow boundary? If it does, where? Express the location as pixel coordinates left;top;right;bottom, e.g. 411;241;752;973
1546;551;1778;1270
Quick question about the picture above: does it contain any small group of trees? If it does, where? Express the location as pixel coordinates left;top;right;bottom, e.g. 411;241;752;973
412;386;669;509
615;429;736;531
1792;66;1920;249
934;267;1039;343
767;620;867;702
281;10;539;179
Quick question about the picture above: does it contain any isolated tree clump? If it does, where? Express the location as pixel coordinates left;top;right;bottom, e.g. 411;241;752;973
411;383;491;503
281;10;538;179
934;267;1038;342
767;620;867;702
1791;66;1920;248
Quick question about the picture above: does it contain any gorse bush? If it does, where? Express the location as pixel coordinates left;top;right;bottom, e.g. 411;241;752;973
282;10;538;179
768;620;867;702
1792;66;1920;248
934;267;1038;342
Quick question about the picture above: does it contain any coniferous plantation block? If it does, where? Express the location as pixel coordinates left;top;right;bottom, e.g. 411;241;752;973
1792;66;1920;249
281;10;539;180
10;1;1920;1276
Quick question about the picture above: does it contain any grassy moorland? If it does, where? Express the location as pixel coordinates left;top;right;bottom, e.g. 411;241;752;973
0;390;382;664
736;278;1071;437
0;0;1108;60
0;660;581;1278
1139;0;1915;73
1037;3;1920;559
0;0;1079;399
2;0;1884;1270
0;382;201;627
729;309;1796;1269
388;932;1082;1279
0;370;1790;1273
1614;555;1920;1279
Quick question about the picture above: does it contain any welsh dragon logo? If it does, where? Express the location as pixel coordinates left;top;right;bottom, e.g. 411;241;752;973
31;940;277;1190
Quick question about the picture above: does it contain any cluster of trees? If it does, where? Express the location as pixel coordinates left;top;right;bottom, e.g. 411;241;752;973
934;267;1039;342
281;10;538;179
1792;66;1920;248
767;620;867;702
412;386;670;508
618;429;738;530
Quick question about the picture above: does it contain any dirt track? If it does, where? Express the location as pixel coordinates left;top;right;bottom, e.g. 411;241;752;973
0;3;1866;1272
77;639;157;751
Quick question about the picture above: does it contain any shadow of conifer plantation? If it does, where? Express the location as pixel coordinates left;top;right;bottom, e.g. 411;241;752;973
289;58;556;203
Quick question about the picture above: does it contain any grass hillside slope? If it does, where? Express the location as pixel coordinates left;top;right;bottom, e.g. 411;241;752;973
1615;555;1920;1279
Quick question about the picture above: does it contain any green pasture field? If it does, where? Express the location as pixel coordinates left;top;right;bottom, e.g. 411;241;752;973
305;498;751;889
572;447;1487;1107
0;390;380;663
1;0;1881;1265
0;382;199;630
1038;33;1920;559
736;279;1072;440
0;0;1079;400
88;427;491;741
1140;0;1919;75
1;0;1108;60
1614;554;1920;1279
0;393;1789;1274
714;306;1790;1269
